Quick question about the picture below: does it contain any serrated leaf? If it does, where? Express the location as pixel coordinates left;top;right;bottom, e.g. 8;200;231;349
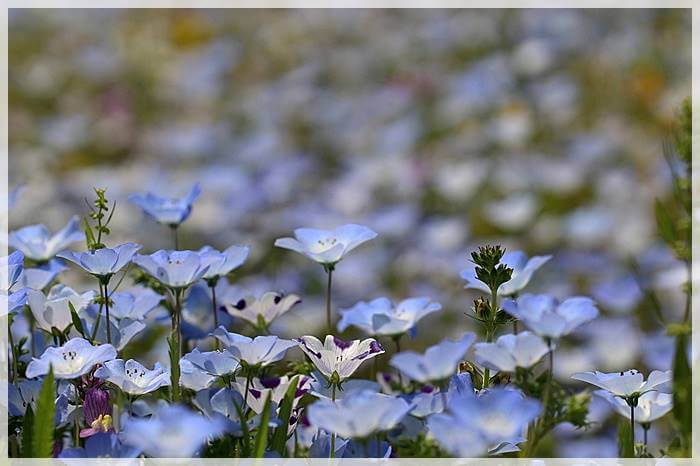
22;405;34;457
254;392;273;458
33;367;56;458
68;302;86;338
271;377;299;455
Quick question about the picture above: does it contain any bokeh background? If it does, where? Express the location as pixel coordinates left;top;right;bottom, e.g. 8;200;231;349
8;8;691;457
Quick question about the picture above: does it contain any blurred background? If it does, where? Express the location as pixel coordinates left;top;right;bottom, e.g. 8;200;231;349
8;9;691;456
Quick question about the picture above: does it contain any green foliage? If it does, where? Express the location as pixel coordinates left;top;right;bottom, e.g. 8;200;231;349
233;398;251;457
68;302;86;339
21;405;34;457
617;417;635;458
470;245;513;292
670;333;691;456
83;187;116;251
393;434;446;457
32;367;56;458
167;336;180;402
271;377;300;456
253;392;273;458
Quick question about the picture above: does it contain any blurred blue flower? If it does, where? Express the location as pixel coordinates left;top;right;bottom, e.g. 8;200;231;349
502;293;598;340
133;250;209;289
128;183;201;227
104;288;162;321
27;284;95;333
234;374;310;414
182;347;239;377
297;335;384;381
120;404;226;457
58;243;141;279
461;251;551;296
26;337;116;379
474;331;550;372
18;259;66;290
222;289;301;329
59;433;140;458
390;333;475;383
274;224;378;266
213;327;297;368
337;296;441;337
4;289;28;315
9;216;84;262
95;359;170;395
1;251;24;291
590;275;643;314
179;356;217;392
198;245;250;281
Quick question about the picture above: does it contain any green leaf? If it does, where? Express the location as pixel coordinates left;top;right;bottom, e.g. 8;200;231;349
21;405;34;457
68;302;86;338
617;417;635;458
82;217;96;250
33;367;56;458
167;336;180;402
671;333;691;455
271;377;299;455
654;199;677;246
253;392;273;458
233;397;251;457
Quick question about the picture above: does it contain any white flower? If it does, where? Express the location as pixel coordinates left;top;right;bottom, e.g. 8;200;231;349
595;390;672;423
502;293;598;339
198;245;250;281
338;297;442;337
474;331;550;372
212;326;297;367
223;290;301;328
461;251;551;296
571;369;672;398
120;404;226;457
57;243;141;279
182;348;239;377
27;285;95;333
9;216;84;262
297;335;384;381
26;338;117;379
274;224;378;266
179;357;216;392
95;359;170;395
390;333;475;383
307;390;412;438
133;250;210;289
234;374;311;414
105;288;163;321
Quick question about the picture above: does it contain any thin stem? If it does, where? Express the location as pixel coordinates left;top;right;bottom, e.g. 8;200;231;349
210;284;219;350
325;268;333;333
330;383;337;459
170;288;182;403
643;424;649;448
90;282;105;342
171;225;179;250
243;373;251;412
8;315;18;384
630;404;635;451
104;281;112;344
394;335;403;386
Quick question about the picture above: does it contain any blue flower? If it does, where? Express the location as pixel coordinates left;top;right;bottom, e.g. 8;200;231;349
17;259;66;290
120;404;226;457
129;183;201;227
198;245;250;281
474;331;550;372
26;337;117;379
103;288;163;321
461;250;551;296
274;224;378;266
213;326;297;367
1;251;24;291
338;296;441;337
9;216;84;262
308;390;412;439
182;347;239;377
390;333;475;383
502;293;598;340
58;243;141;279
222;289;301;328
95;359;170;395
297;335;384;380
59;433;141;458
4;289;28;315
27;285;95;333
133;250;210;289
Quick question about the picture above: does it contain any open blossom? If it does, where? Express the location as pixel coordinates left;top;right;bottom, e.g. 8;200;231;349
179;357;217;392
502;294;598;340
390;333;475;383
338;296;442;337
274;224;378;266
474;331;550;372
128;183;201;227
1;251;24;291
308;390;412;439
461;250;551;296
223;290;301;328
105;288;163;321
297;335;384;381
133;250;210;288
182;348;239;377
9;216;84;262
18;259;66;290
57;243;141;279
235;374;311;414
213;326;297;367
595;390;672;423
198;245;250;281
120;404;226;458
95;359;171;395
27;285;95;333
26;338;117;379
59;433;141;459
571;369;672;398
3;289;28;316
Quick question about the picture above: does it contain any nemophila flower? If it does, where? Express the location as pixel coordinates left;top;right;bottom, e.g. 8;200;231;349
213;327;297;368
426;414;488;457
337;296;442;337
390;333;475;383
8;379;42;416
79;309;146;351
57;243;141;280
1;251;24;291
59;433;141;459
95;359;170;395
9;216;84;262
18;259;66;290
27;285;95;333
105;288;163;321
128;183;201;227
307;390;412;439
297;335;384;381
182;348;239;377
120;404;226;458
571;369;672;398
595;390;673;424
223;290;301;329
474;331;550;372
133;250;210;289
198;245;250;281
80;387;113;438
310;372;380;400
274;224;378;266
179;357;217;391
502;294;598;340
26;338;117;379
461;250;551;296
235;374;311;414
2;289;28;316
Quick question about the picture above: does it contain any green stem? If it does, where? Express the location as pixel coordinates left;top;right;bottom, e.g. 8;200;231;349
171;225;179;250
104;281;112;344
394;335;403;386
90;282;105;342
330;383;337;459
8;315;18;384
170;288;182;402
243;372;251;412
325;268;333;333
630;404;635;453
